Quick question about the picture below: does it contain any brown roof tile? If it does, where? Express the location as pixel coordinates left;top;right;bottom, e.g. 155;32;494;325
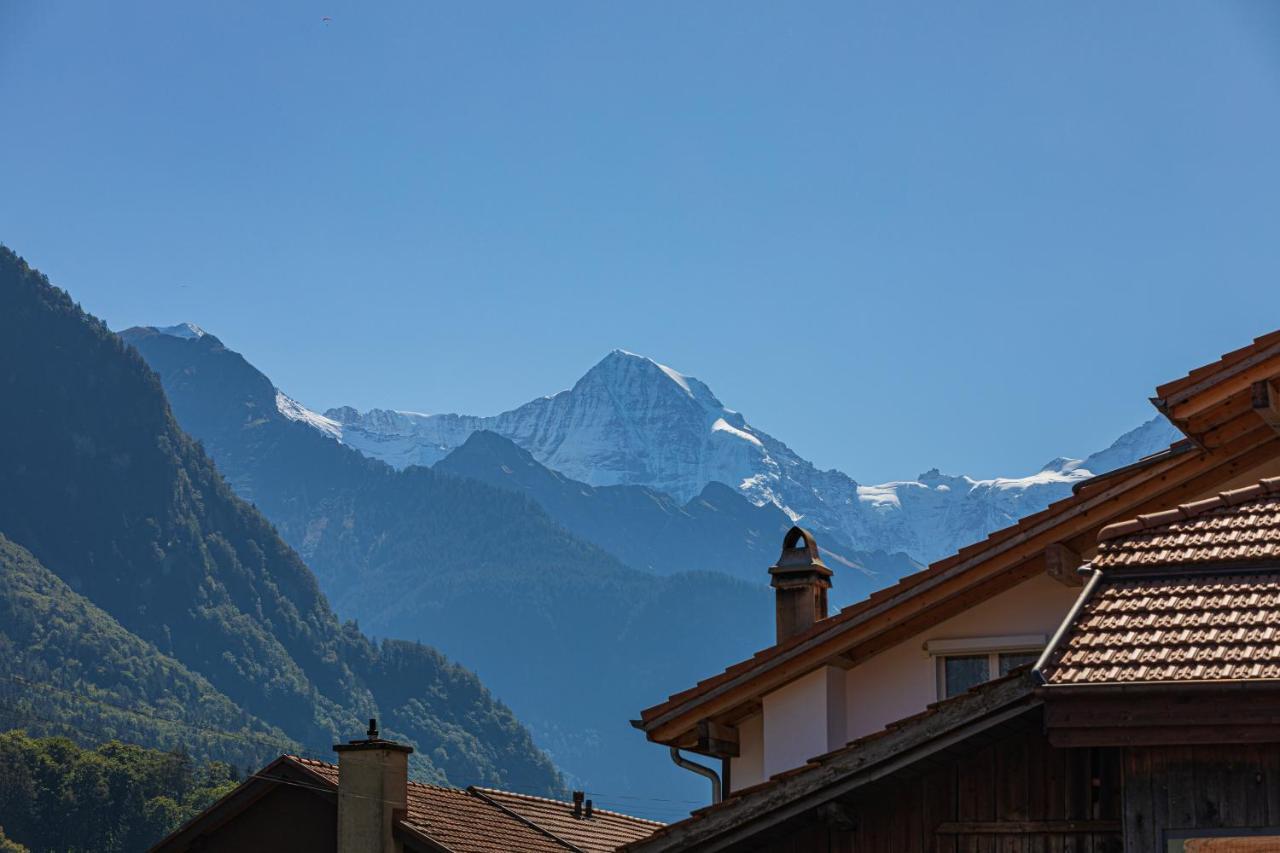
1094;477;1280;568
1040;479;1280;686
1038;571;1280;686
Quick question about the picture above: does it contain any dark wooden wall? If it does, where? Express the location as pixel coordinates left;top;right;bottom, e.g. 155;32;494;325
1123;744;1280;851
180;784;337;853
733;724;1122;853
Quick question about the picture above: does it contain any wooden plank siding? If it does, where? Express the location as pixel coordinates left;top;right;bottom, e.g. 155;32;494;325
1123;745;1280;851
726;726;1123;853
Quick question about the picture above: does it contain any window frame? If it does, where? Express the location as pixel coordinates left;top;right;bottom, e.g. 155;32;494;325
926;635;1047;700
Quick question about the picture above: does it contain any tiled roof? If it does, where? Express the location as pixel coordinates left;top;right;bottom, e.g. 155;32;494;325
474;788;664;853
1038;571;1280;685
285;756;659;852
1094;478;1280;568
1039;478;1280;686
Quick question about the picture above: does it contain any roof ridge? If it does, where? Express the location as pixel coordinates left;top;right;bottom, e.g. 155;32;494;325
1097;476;1280;543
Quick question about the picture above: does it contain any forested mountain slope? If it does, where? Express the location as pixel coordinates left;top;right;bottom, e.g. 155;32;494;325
0;246;562;796
0;534;291;769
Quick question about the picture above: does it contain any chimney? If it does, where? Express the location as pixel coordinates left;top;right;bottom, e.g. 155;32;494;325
334;718;413;853
572;790;584;819
769;527;832;644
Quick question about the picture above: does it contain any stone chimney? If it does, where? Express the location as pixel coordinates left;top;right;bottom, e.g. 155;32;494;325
769;527;832;644
334;718;413;853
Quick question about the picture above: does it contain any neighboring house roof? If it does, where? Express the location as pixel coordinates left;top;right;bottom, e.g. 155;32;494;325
153;754;661;853
1038;478;1280;687
622;670;1041;853
473;788;663;853
636;329;1280;747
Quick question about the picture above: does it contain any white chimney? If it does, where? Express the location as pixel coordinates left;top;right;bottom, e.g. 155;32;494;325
334;718;412;853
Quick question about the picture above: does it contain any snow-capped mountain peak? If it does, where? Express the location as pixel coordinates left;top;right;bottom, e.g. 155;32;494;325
155;322;206;340
275;390;342;440
303;349;1182;566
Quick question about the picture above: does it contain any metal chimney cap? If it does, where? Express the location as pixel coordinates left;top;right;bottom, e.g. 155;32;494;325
770;526;831;574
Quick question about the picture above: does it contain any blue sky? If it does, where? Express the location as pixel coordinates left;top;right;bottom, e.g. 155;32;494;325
3;1;1279;482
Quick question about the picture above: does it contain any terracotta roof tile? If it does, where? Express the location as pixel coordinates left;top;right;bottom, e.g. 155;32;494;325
1094;478;1280;568
1039;572;1280;685
1041;480;1280;686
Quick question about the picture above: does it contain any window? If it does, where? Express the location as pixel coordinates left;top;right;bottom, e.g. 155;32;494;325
998;651;1039;677
926;636;1047;700
941;655;988;698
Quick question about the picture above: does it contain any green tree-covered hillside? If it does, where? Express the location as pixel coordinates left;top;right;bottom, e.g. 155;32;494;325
0;245;562;796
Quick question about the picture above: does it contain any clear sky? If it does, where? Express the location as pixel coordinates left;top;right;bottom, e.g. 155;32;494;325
3;2;1279;483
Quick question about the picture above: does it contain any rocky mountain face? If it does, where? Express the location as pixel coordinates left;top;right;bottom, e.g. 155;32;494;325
325;351;1182;566
434;430;916;585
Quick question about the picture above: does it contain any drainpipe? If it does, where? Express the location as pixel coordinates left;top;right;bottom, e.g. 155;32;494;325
669;747;722;804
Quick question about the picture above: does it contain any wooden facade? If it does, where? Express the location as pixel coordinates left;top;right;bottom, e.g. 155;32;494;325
727;710;1124;853
704;727;1280;852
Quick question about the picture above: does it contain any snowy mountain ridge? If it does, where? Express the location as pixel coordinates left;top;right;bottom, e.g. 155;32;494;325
226;335;1178;566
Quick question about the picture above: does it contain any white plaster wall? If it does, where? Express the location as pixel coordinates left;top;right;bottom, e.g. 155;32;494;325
762;666;846;778
844;572;1081;742
729;712;764;792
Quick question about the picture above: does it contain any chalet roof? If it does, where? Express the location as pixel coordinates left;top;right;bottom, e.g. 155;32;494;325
1038;478;1280;687
635;328;1280;747
153;754;661;853
622;670;1041;853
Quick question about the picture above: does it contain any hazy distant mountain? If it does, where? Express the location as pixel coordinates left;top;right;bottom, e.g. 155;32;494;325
121;323;776;808
434;430;916;584
0;246;563;796
323;351;1182;565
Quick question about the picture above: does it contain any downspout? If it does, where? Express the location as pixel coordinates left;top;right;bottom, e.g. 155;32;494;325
669;747;722;804
1032;564;1104;685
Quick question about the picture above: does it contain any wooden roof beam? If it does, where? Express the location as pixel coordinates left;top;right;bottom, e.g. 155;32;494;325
1253;379;1280;436
1044;543;1084;587
1160;351;1280;422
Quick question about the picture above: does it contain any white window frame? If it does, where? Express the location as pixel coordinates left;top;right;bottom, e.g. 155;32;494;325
925;635;1047;700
